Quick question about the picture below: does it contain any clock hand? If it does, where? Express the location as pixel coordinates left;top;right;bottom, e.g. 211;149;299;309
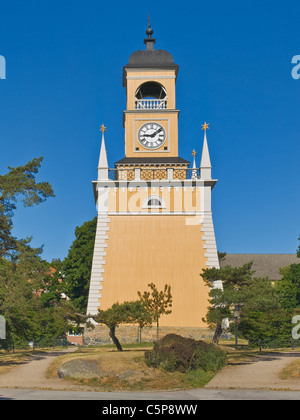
142;128;163;138
150;127;163;137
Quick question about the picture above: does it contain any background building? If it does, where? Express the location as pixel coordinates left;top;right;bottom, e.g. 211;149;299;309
220;254;299;283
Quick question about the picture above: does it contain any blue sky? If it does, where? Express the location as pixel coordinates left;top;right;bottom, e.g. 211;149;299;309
0;0;299;262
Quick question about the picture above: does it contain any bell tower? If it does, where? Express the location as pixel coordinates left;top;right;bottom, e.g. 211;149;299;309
86;21;220;340
123;20;180;160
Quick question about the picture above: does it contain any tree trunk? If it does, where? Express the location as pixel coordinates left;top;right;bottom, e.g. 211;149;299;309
212;323;223;345
109;326;123;351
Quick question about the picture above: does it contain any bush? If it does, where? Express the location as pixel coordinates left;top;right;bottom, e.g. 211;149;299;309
145;334;227;373
193;343;228;372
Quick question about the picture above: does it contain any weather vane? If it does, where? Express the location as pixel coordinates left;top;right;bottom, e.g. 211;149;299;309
192;149;197;157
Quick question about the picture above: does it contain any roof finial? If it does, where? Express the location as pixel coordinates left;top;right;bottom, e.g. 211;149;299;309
192;150;198;179
100;123;106;133
144;14;156;50
201;122;209;131
98;123;108;178
192;149;197;168
200;123;212;180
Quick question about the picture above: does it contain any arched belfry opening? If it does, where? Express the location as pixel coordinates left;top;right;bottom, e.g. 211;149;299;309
135;81;167;110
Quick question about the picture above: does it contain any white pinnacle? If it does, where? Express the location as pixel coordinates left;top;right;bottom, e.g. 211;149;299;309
200;130;212;180
98;131;108;169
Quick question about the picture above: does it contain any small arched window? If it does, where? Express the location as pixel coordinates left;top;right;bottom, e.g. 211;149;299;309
135;82;167;110
148;198;161;207
143;195;165;209
135;81;167;100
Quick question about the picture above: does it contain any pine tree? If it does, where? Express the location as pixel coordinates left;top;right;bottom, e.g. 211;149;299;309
0;157;54;258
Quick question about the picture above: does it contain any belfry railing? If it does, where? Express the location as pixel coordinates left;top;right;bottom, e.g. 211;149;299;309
135;98;167;110
107;168;200;181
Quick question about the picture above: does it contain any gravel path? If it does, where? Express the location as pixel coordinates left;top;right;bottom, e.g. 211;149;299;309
0;348;82;391
205;351;300;391
1;348;300;393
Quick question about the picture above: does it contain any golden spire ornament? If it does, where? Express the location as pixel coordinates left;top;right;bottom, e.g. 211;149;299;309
100;124;107;133
192;149;197;176
201;122;209;131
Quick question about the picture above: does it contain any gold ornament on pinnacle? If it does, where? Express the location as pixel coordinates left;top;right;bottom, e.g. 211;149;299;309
100;124;107;133
201;122;209;131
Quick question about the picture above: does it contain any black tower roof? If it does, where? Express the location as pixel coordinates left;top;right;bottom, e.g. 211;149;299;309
123;18;179;86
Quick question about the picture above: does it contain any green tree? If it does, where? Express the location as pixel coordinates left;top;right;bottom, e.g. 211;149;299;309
62;217;97;312
0;157;58;349
138;283;173;340
129;300;153;342
275;264;300;309
297;235;300;258
202;263;299;348
0;242;53;350
238;276;289;348
0;245;80;350
0;157;55;258
94;301;147;351
39;259;65;308
201;263;254;344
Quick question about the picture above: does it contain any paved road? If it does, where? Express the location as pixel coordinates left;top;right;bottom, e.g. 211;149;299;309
0;387;299;400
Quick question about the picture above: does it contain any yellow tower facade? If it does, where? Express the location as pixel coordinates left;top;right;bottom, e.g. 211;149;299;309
86;23;220;338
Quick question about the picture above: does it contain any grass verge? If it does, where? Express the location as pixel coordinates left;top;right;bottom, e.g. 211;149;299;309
46;343;217;391
280;359;300;380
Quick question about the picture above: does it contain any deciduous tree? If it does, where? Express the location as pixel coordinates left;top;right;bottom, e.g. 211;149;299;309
61;217;97;313
138;283;172;340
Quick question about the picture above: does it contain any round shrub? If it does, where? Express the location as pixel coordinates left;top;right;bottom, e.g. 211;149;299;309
145;334;227;373
193;343;228;373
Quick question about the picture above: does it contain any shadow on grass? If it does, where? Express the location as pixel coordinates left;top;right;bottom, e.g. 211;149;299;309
0;349;73;369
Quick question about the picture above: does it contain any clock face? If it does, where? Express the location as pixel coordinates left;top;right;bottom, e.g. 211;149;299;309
138;122;167;150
